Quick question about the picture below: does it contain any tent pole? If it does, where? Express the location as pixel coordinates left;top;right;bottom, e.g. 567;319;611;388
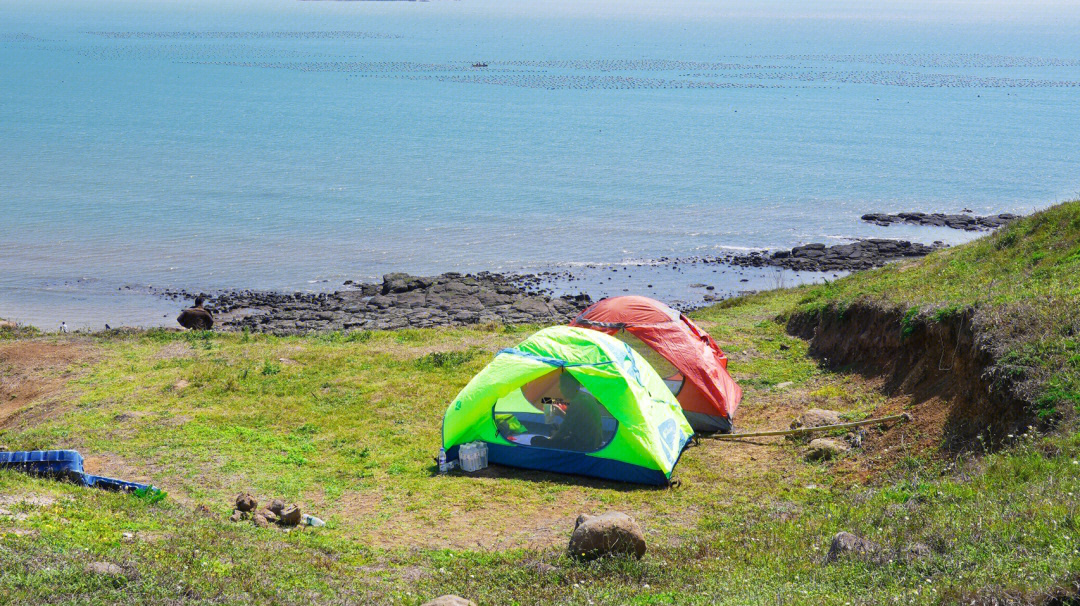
709;413;912;440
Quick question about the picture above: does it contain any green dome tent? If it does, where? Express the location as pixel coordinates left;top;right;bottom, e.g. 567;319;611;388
442;326;693;485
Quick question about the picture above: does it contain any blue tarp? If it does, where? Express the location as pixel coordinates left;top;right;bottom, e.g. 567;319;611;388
0;450;154;493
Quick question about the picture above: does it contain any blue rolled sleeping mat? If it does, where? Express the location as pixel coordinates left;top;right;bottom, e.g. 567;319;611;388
0;450;154;493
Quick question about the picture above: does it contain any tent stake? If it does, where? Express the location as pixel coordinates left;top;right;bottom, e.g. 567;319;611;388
710;413;912;440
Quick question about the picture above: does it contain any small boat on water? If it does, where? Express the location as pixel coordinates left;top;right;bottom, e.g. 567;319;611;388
472;62;488;68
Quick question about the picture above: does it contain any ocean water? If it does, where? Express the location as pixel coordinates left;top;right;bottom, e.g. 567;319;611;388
2;0;1080;329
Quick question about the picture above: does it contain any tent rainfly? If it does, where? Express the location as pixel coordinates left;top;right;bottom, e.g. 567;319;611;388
571;296;742;433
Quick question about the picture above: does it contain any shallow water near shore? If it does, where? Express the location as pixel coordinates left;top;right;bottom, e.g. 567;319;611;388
2;1;1079;329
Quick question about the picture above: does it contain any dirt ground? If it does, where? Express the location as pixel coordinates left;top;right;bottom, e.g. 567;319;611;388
0;340;96;430
337;375;848;550
0;335;956;552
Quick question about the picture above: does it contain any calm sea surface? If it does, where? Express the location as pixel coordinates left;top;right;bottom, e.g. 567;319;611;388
2;1;1079;328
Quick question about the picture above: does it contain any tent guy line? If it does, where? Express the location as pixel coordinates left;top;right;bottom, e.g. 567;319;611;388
711;413;913;440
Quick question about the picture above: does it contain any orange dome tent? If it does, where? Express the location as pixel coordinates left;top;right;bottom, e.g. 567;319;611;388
570;295;741;433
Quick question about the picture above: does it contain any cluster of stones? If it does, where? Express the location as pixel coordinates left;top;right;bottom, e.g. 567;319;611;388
196;272;590;335
228;492;304;529
787;408;871;461
728;239;943;273
862;211;1020;231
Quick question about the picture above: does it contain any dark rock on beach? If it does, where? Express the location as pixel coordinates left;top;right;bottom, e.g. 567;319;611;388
152;207;995;328
862;211;1020;231
173;272;591;335
727;239;943;273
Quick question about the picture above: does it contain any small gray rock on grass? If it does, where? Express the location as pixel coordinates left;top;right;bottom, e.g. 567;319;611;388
421;596;476;606
825;532;884;564
568;511;646;560
792;408;841;429
806;438;850;461
86;561;124;576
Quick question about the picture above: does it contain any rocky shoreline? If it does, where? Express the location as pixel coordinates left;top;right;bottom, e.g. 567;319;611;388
150;210;1022;335
159;272;592;335
724;238;944;273
160;236;940;335
861;211;1019;231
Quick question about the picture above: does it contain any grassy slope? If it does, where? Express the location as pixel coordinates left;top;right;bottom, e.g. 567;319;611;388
1;204;1079;605
796;200;1080;308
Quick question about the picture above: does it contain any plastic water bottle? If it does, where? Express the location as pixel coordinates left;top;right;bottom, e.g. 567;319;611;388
457;442;488;472
438;448;459;473
460;443;475;472
303;514;325;527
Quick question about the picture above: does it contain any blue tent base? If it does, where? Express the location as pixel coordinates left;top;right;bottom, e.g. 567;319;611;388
483;443;673;486
0;450;154;493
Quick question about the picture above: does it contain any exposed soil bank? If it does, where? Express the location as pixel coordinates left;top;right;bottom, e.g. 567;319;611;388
788;302;1032;449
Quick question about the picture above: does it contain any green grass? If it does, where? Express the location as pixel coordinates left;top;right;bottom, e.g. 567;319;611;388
0;320;39;340
2;363;1079;604
1;298;1077;604
2;204;1080;604
796;201;1080;309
